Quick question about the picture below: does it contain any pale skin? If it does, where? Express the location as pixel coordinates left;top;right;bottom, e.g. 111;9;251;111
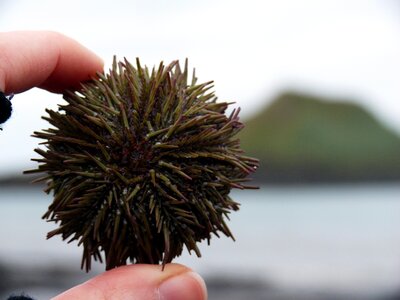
0;31;207;300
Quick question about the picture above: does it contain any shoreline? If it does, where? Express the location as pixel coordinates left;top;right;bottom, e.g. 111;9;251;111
1;173;400;188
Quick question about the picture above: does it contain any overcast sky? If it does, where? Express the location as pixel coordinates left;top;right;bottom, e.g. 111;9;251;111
1;0;400;176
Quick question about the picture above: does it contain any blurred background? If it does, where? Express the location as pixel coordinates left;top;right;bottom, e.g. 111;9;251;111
1;0;400;299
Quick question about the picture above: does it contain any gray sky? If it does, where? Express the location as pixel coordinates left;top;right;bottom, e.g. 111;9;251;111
1;0;400;175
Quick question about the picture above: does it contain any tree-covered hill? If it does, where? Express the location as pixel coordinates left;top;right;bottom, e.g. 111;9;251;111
240;92;400;183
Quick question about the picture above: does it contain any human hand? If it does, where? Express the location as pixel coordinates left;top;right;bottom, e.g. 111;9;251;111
52;264;206;300
1;30;207;300
0;30;103;93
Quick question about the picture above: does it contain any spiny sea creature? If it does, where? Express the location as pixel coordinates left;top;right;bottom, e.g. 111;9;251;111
26;57;259;271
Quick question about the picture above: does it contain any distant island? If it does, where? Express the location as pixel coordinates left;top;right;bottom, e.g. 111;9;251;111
240;91;400;183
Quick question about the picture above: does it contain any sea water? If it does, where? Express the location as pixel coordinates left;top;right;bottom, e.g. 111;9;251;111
0;184;399;296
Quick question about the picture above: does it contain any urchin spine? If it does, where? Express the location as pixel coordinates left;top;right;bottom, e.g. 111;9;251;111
26;57;259;271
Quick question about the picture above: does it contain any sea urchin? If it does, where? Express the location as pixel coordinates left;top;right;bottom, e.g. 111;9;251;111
27;58;259;271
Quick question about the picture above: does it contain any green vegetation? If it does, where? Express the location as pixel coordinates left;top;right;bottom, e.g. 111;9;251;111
240;91;400;183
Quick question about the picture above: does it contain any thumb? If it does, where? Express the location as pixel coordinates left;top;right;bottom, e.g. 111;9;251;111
52;263;207;300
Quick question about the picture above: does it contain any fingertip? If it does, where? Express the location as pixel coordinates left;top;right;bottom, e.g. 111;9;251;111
37;31;104;93
159;271;208;300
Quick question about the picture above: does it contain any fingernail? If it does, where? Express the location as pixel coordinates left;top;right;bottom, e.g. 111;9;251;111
159;271;207;300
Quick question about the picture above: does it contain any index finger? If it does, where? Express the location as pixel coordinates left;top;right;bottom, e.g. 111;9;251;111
0;31;104;94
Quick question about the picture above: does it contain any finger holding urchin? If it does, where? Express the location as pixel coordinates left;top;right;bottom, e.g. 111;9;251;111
26;57;259;271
